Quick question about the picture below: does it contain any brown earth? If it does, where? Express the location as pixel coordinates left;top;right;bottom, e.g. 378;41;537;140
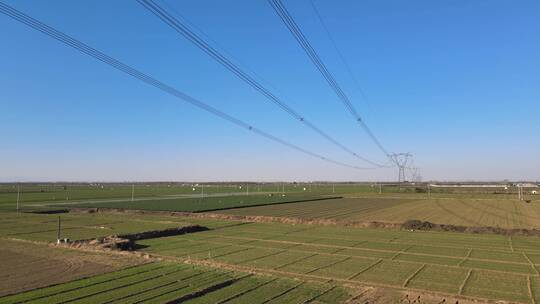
0;239;143;297
346;286;503;304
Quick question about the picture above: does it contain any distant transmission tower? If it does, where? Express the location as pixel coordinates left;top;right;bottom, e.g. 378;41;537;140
390;153;413;183
409;167;421;182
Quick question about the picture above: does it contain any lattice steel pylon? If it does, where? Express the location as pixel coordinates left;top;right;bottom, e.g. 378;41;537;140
390;153;413;183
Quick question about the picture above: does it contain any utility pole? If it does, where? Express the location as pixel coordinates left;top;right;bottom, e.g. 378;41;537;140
201;184;204;198
131;184;135;202
332;184;335;194
282;183;285;196
16;184;20;212
379;183;382;194
246;184;249;196
56;216;61;244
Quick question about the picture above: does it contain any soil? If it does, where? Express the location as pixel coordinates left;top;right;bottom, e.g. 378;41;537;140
0;239;142;297
60;224;208;251
346;286;503;304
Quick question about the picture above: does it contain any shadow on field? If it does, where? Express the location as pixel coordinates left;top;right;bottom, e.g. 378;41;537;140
26;209;69;214
402;219;540;236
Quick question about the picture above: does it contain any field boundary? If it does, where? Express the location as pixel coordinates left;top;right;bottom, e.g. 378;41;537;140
528;276;536;304
168;255;513;304
188;235;538;269
458;269;473;295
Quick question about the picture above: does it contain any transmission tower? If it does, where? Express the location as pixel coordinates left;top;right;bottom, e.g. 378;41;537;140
390;153;413;183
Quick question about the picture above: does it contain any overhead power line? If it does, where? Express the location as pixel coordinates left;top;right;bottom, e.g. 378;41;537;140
137;0;386;168
0;1;373;171
268;0;393;162
309;0;371;109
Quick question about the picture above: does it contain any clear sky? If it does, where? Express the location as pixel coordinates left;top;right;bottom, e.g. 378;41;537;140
1;0;539;182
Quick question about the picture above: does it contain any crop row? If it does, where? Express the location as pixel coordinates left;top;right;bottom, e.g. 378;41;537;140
216;197;540;229
1;262;348;304
140;235;540;303
188;220;540;256
151;231;540;271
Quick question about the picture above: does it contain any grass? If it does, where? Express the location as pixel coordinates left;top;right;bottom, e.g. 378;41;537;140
216;196;540;229
394;253;461;266
0;182;399;210
3;186;540;304
278;254;347;274
0;212;194;242
50;194;334;213
354;260;420;285
133;218;540;303
462;270;531;303
0;262;348;304
310;257;374;279
406;264;468;293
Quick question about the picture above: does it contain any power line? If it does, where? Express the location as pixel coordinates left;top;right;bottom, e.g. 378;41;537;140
308;0;371;110
268;0;393;161
159;0;284;97
0;1;373;171
137;0;386;168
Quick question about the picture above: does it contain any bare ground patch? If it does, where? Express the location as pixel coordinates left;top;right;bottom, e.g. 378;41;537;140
0;239;142;296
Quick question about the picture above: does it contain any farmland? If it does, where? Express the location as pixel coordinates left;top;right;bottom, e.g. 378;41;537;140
0;260;350;304
0;183;367;209
1;182;540;303
53;194;334;213
136;219;540;303
0;211;196;242
0;239;141;296
3;182;533;212
216;196;540;229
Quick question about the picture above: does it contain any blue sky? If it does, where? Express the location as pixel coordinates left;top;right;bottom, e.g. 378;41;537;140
1;0;539;182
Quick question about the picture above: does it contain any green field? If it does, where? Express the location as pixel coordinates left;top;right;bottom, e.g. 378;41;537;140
0;183;369;208
216;197;540;229
135;219;540;303
3;182;533;212
0;212;194;242
0;262;350;304
2;182;540;303
51;194;334;213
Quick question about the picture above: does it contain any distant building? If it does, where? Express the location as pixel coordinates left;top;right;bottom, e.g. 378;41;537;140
518;183;539;188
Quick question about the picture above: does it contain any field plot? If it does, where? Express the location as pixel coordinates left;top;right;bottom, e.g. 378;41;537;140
51;194;332;213
0;183;390;209
0;262;349;304
215;197;540;229
462;270;531;303
0;212;199;242
137;219;540;303
214;197;417;220
0;239;140;296
0;184;253;210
